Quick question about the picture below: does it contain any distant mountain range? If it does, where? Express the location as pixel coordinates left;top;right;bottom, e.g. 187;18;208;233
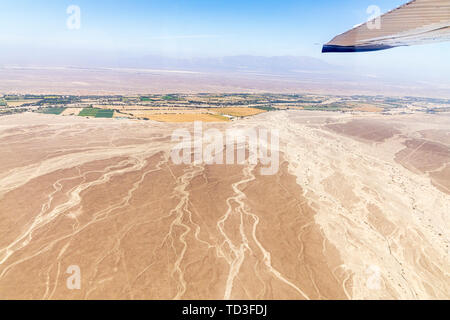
0;50;335;75
118;55;335;73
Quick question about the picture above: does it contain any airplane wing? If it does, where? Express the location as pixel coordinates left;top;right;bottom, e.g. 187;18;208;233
322;0;450;53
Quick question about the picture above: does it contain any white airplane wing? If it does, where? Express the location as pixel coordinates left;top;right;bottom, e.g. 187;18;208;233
323;0;450;52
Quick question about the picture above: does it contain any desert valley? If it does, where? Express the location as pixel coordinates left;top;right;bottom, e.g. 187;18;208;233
0;98;448;299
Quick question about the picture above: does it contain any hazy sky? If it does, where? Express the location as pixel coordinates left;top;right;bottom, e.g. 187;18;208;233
0;0;449;80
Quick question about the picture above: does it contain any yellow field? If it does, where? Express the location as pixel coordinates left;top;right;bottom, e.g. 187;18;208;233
210;107;266;117
93;104;141;109
129;109;209;117
143;113;229;122
60;108;81;116
354;106;384;112
113;111;132;118
7;100;41;107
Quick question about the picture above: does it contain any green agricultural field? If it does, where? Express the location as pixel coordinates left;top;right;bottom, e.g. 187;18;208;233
162;95;178;101
78;108;114;118
78;108;100;117
41;107;66;115
95;109;114;118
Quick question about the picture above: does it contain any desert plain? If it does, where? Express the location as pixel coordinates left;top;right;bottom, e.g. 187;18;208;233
0;109;448;300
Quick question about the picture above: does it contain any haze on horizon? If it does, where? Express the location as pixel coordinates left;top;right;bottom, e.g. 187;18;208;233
1;0;449;84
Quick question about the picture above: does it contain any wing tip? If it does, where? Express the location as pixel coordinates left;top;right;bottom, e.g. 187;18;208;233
322;44;394;53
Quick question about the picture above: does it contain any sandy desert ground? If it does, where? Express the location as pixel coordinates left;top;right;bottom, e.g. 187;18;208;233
0;110;448;299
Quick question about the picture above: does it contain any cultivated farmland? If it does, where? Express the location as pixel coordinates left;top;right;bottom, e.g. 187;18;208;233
210;107;267;117
40;107;66;115
78;108;100;117
78;108;114;118
95;109;114;118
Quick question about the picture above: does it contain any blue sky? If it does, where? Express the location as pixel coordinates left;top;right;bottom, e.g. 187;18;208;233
0;0;408;56
0;0;449;80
